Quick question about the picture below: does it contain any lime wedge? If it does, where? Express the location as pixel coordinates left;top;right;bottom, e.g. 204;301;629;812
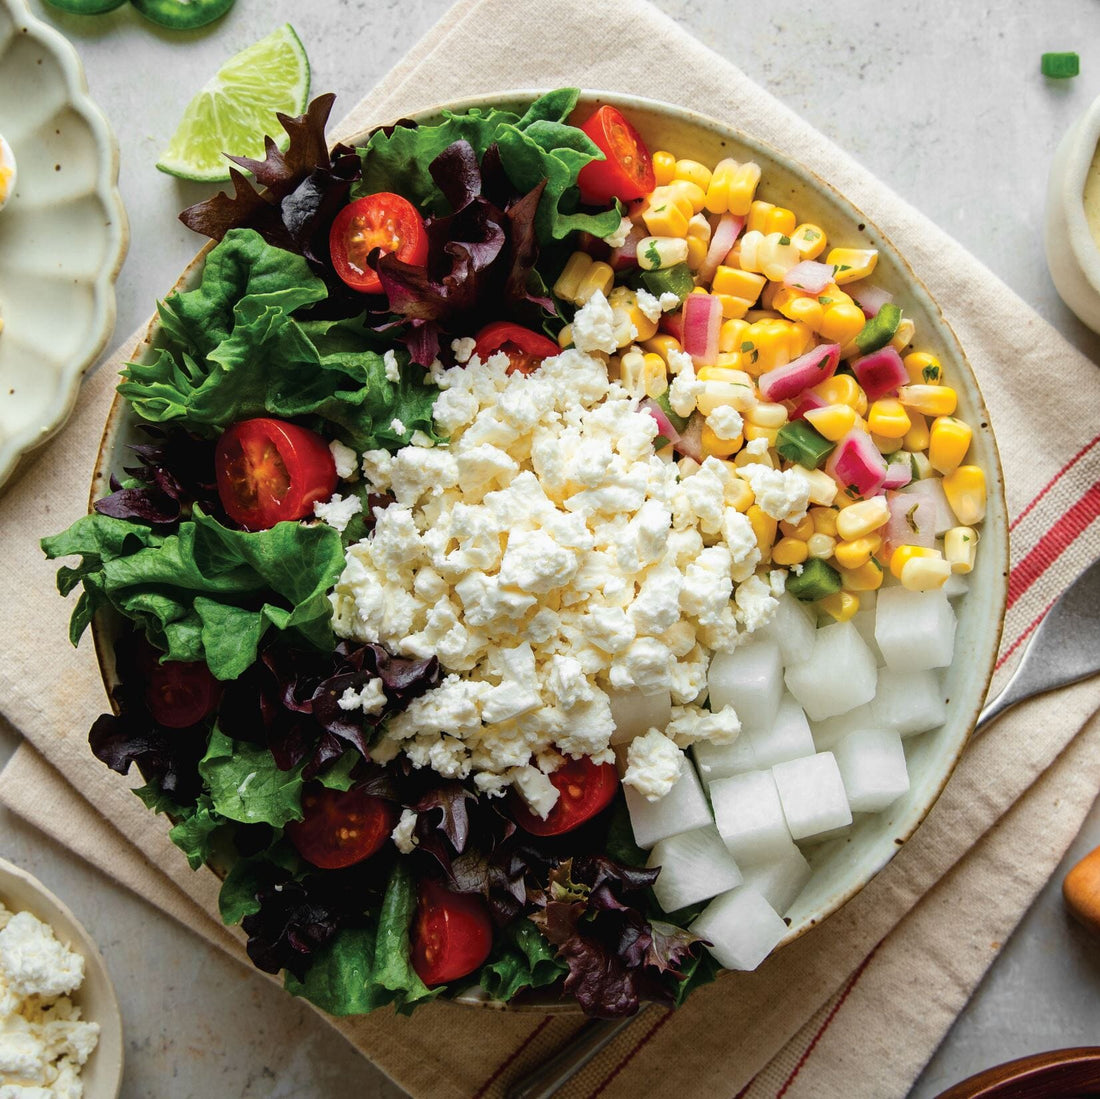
156;23;310;182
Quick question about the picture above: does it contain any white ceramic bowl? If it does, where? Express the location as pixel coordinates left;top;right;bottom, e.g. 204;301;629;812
0;0;128;489
90;91;1008;1009
0;856;123;1096
1045;90;1100;332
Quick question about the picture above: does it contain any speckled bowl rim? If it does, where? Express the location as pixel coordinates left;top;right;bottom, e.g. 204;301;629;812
89;89;1008;1016
0;0;129;490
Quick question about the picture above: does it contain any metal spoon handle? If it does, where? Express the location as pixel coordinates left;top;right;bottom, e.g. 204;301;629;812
505;1016;638;1099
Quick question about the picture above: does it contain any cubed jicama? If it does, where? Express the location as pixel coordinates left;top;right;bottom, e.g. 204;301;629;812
755;592;818;667
834;728;910;813
897;477;954;536
608;687;673;745
689;885;789;970
624;757;712;849
810;704;876;752
710;769;793;862
746;693;815;768
772;752;852;841
874;587;956;671
850;608;883;663
693;735;757;785
870;667;946;736
647;825;744;913
737;838;813;915
707;639;783;732
784;620;878;721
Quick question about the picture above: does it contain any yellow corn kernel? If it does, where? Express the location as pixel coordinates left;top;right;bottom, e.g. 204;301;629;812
573;260;614;305
780;514;815;540
810;506;839;535
819;590;861;621
791;223;827;260
745;401;788;429
900;555;951;592
718;318;751;354
774;290;825;330
889;544;939;580
744;308;783;324
772;537;809;567
942;465;987;525
651;150;677;186
840;559;885;592
703;158;738;214
818;302;867;346
608;286;660;343
557;323;574;349
683;234;708;271
836;496;890;541
712;294;749;320
872;432;904;455
827;247;879;284
747;504;777;558
552;251;593;302
904;351;944;385
674;158;712;190
637;236;690;271
642;334;684;363
666;178;707;215
726;161;762;215
722;473;755;511
928;416;973;475
743;422;779;446
803;468;839;506
902;411;930;452
898;384;958;417
698;381;757;415
745;200;774;234
643;354;669;398
804;403;857;442
889;317;916;352
834;533;883;570
765;207;797;237
759;279;781;311
944;526;979;573
811;372;868;416
867;398;911;439
711;265;767;302
618;348;645;391
806;532;837;559
701;422;743;458
740;231;800;281
641;187;691;237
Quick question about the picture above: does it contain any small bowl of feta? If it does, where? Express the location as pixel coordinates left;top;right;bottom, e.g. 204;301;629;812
0;857;123;1098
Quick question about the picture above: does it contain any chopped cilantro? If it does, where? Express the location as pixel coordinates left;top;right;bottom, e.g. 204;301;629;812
905;503;920;532
804;228;820;241
644;240;662;268
741;341;754;352
837;264;852;272
819;296;833;305
778;235;791;246
922;364;942;382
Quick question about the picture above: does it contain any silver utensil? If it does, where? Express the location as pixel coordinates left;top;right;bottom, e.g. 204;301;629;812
506;557;1100;1099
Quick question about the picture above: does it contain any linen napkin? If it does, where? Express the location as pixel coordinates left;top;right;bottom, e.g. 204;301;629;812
2;1;1099;1096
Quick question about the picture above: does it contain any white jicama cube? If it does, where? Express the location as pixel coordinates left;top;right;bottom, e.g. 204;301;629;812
738;838;813;915
647;825;743;913
708;639;783;732
689;885;788;971
624;757;712;849
710;769;792;862
772;752;852;841
747;693;815;768
834;728;910;813
850;608;883;664
870;667;946;737
608;687;672;745
875;587;956;671
942;571;970;599
693;736;757;785
810;704;876;752
756;592;817;667
784;620;878;721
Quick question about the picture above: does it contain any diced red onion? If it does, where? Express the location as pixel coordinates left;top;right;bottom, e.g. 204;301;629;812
682;292;722;367
660;309;683;341
697;212;744;286
848;280;894;318
675;411;705;461
609;221;648;271
787;390;829;421
639;397;681;446
824;429;888;500
758;343;841;402
782;260;835;295
851;346;908;402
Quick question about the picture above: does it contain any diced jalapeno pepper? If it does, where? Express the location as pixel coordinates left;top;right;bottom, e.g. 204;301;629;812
655;389;691;434
1041;52;1079;78
854;302;902;354
775;421;835;469
633;262;694;303
44;0;126;12
786;558;842;602
131;0;236;28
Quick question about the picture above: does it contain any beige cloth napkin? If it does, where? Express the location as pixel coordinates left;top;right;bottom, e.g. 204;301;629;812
2;0;1100;1096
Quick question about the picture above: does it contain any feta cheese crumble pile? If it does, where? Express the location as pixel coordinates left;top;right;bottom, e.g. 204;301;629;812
0;903;99;1098
327;311;815;810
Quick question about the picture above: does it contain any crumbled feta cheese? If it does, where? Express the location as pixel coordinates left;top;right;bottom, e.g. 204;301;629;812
390;417;407;436
337;676;387;715
313;492;363;533
391;809;419;854
601;216;633;249
658;290;681;312
511;764;560;819
451;336;477;364
571;290;619;354
738;462;812;522
623;728;684;800
383;348;401;383
633;287;662;323
706;405;744;441
329;438;359;480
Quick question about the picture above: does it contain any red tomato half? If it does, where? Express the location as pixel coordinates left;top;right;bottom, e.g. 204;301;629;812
215;418;337;531
329;192;429;294
511;756;620;837
575;105;655;206
411;879;494;986
472;321;560;375
142;656;221;728
286;785;396;870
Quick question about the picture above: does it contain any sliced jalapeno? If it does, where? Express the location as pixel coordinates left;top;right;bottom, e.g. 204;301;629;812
44;0;127;13
130;0;236;29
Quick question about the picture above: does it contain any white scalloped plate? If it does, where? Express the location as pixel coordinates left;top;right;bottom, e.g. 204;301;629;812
0;0;127;489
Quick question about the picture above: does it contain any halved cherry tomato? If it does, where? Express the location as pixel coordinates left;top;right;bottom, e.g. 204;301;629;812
329;192;429;295
142;655;221;728
472;322;560;375
215;418;336;531
286;785;397;870
411;879;493;986
511;756;620;836
575;105;655;206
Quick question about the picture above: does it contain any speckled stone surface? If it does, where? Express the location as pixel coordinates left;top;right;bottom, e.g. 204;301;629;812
2;1;1099;1095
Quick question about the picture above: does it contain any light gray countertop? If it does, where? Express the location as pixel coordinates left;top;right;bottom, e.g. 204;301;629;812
2;0;1099;1095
